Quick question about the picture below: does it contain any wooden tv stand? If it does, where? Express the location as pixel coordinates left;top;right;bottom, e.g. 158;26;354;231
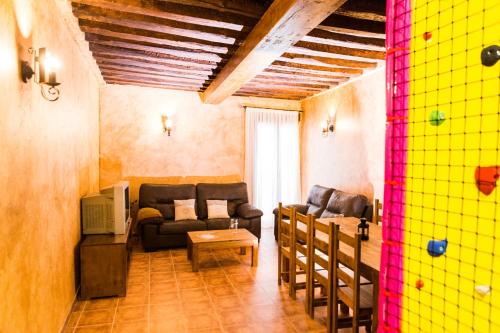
79;222;131;299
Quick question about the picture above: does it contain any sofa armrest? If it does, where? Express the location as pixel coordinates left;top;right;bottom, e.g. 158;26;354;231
272;204;309;216
137;216;164;226
237;203;263;219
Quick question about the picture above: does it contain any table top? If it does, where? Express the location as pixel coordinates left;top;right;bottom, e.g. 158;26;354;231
301;217;382;273
187;228;257;244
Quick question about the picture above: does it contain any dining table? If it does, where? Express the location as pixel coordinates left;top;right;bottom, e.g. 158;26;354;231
293;216;382;331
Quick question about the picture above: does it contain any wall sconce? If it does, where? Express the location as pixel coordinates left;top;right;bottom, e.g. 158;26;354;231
161;115;172;136
21;47;61;101
321;108;337;137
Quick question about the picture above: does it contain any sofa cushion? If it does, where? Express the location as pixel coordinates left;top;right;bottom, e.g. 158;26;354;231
205;218;231;230
306;185;334;216
174;199;197;221
158;220;206;234
139;184;196;219
196;183;248;219
321;190;369;218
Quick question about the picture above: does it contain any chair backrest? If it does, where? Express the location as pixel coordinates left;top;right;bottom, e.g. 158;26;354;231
278;203;296;251
333;228;362;312
295;212;312;258
373;198;383;225
310;218;332;280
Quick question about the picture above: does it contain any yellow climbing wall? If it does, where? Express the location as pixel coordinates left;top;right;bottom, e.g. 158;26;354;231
402;0;500;332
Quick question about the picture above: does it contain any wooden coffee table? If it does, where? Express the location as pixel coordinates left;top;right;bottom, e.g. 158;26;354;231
187;229;259;272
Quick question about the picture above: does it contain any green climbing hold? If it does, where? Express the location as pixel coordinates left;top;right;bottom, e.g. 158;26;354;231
429;110;445;126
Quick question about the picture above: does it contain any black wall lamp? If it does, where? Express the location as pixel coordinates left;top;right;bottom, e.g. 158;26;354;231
21;47;61;101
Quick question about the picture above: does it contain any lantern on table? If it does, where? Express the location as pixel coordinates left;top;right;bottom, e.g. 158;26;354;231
358;217;369;241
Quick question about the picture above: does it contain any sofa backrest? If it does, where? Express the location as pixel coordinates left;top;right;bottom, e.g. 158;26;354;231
306;185;334;216
196;183;248;219
139;184;196;220
320;189;371;219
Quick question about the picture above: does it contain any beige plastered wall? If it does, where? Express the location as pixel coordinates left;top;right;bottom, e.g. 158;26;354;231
301;68;386;203
99;84;301;203
0;0;102;332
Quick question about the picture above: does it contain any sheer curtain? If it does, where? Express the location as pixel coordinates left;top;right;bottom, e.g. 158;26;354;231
245;108;301;228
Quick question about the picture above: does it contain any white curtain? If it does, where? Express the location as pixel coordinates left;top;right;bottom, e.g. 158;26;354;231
245;108;301;228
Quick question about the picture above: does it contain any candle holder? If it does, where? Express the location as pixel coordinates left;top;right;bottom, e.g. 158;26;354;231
21;47;61;101
357;217;370;241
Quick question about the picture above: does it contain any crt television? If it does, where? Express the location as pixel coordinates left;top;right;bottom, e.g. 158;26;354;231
81;181;131;234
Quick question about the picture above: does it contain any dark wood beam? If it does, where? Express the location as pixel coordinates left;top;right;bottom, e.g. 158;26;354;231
101;69;208;84
71;0;254;30
161;0;267;19
102;74;206;87
291;41;386;61
85;33;222;63
336;1;386;22
305;29;385;49
318;14;386;38
202;0;348;104
72;4;242;44
95;58;214;76
79;19;230;55
89;43;217;69
106;79;201;91
98;64;211;80
280;53;377;69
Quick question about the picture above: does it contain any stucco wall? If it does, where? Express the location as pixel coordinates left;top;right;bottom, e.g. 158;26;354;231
99;85;302;204
301;68;386;204
0;0;101;332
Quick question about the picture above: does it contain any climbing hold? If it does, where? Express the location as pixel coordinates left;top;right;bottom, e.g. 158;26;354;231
475;166;500;195
427;239;448;257
416;279;424;290
481;45;500;67
475;285;491;297
429;110;445;126
423;32;432;41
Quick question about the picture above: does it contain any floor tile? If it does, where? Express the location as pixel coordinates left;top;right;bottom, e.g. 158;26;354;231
112;320;148;333
74;325;112;333
115;305;148;322
78;309;115;326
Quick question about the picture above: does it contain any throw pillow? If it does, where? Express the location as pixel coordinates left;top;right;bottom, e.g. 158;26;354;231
207;200;230;219
174;199;197;221
137;207;163;221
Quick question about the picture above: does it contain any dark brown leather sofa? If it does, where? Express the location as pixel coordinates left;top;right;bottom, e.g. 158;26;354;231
138;182;263;251
273;185;372;240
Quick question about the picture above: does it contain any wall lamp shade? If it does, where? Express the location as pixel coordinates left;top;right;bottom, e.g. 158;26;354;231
21;47;61;101
162;115;172;136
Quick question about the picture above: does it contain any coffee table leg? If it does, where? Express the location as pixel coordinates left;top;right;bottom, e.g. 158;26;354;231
240;247;246;255
187;238;192;260
192;244;199;272
251;242;259;267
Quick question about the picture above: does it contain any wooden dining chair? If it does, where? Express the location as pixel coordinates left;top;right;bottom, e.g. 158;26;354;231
372;199;383;225
277;203;296;288
332;227;373;332
289;212;313;302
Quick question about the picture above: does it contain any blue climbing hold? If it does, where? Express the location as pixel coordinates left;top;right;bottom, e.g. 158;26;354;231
427;239;448;257
429;110;445;126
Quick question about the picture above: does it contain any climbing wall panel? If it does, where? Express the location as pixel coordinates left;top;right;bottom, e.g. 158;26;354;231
382;0;500;332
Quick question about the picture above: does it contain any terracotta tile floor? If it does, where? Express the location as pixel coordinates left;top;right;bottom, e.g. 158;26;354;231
64;228;364;333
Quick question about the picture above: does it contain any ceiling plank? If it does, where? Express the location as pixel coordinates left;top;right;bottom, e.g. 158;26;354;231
336;1;386;22
85;33;222;63
106;79;201;91
305;29;385;50
318;14;386;38
98;64;211;80
89;44;217;69
101;69;208;84
71;0;253;30
102;74;206;87
161;0;266;19
201;0;348;104
255;73;346;84
95;58;214;76
79;19;230;55
72;4;241;44
245;80;331;90
291;41;386;61
279;53;378;69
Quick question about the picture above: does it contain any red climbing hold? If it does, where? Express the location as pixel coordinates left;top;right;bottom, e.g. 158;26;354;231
475;166;500;195
423;32;432;41
416;279;424;289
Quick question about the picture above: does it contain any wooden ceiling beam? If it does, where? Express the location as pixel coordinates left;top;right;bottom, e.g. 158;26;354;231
94;53;214;72
101;69;209;84
85;33;222;63
98;64;211;80
106;79;200;91
89;44;217;69
245;80;331;90
72;4;241;44
71;0;253;30
95;58;214;76
102;74;206;87
280;53;377;69
256;72;347;84
162;0;266;19
305;29;385;50
201;0;348;104
336;1;386;22
291;41;386;62
318;14;386;38
237;89;314;98
234;92;305;100
79;19;230;55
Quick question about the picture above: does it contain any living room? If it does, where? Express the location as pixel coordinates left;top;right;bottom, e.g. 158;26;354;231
1;0;499;332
